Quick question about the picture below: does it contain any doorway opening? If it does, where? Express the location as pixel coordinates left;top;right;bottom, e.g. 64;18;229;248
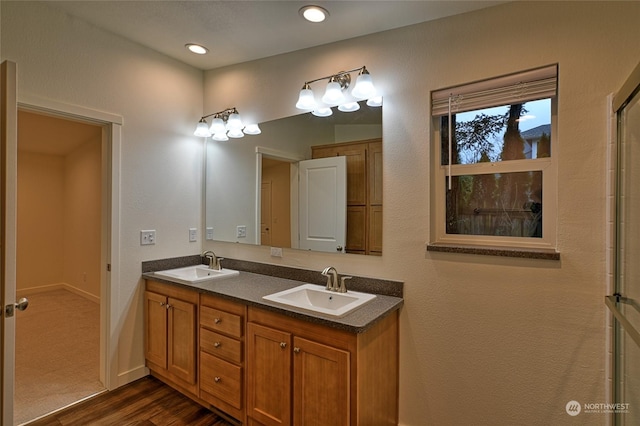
14;110;106;424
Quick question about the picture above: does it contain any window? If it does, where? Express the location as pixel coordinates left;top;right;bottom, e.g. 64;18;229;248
430;65;558;255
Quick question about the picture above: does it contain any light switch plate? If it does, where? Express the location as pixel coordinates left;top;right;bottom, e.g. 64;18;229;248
270;247;283;257
140;230;156;245
189;228;197;242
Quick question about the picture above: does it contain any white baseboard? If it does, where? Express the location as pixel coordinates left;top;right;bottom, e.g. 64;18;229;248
117;365;149;388
18;282;100;304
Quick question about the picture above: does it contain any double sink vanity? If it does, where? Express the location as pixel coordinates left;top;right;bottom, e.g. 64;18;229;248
142;255;403;425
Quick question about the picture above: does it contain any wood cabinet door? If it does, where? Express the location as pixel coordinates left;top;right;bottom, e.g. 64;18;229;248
167;297;196;385
293;337;350;426
247;323;292;426
144;291;167;369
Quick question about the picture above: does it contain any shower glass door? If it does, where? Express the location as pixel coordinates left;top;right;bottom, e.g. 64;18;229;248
612;62;640;426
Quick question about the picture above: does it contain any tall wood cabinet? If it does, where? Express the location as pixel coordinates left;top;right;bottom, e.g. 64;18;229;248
145;281;198;395
246;306;398;425
312;139;382;255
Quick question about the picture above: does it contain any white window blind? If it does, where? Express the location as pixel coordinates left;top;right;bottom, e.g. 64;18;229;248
431;64;558;116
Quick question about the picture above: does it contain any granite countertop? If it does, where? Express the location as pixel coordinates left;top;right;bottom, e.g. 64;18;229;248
142;269;403;334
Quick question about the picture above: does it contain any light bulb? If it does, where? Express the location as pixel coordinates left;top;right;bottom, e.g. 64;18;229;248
312;107;333;117
366;96;383;107
209;117;226;134
226;112;244;131
194;120;211;137
322;80;345;105
296;84;317;110
338;102;360;112
212;132;229;141
227;129;244;138
243;123;262;135
351;70;376;99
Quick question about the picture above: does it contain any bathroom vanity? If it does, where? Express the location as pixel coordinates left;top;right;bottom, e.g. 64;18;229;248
142;258;402;425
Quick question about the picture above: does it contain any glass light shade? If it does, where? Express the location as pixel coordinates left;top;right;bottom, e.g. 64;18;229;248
212;132;229;141
366;96;383;107
243;123;262;135
209;117;226;134
312;107;333;117
227;129;244;138
296;87;317;110
194;120;212;137
321;81;345;105
351;73;376;99
338;102;360;113
226;112;243;131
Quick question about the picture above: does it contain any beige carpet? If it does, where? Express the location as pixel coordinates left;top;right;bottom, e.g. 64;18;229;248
14;288;104;425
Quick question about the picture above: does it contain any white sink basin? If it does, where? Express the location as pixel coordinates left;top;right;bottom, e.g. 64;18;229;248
262;284;376;317
154;265;239;284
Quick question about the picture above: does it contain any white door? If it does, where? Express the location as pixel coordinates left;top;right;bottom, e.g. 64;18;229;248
1;60;19;425
298;156;347;253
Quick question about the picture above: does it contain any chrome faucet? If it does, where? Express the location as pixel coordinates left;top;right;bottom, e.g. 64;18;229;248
202;250;223;271
322;266;351;293
322;266;338;291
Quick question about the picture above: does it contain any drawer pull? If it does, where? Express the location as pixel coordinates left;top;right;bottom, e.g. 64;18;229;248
280;342;287;349
214;376;221;383
214;318;222;324
293;347;301;354
214;342;221;348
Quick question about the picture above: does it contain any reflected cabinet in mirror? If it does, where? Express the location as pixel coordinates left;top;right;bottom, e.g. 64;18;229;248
205;100;382;255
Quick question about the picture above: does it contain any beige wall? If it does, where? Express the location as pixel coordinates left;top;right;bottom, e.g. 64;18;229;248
17;152;65;289
202;2;640;425
3;1;640;424
63;139;102;299
17;134;102;300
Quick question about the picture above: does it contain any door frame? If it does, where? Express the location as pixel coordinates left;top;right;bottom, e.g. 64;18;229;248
608;60;640;425
16;94;123;394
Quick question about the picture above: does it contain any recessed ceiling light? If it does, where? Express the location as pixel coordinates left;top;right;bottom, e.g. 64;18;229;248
185;43;208;55
299;5;329;23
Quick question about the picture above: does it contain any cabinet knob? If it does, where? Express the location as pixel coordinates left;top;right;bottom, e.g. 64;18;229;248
165;304;171;309
214;318;222;324
280;342;287;349
214;342;221;348
293;347;301;354
214;377;221;383
159;302;165;307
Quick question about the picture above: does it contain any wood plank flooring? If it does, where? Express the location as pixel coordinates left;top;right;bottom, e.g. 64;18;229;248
27;376;235;426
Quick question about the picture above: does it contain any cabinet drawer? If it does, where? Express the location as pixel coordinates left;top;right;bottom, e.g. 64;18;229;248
200;351;242;409
201;305;242;338
200;328;242;364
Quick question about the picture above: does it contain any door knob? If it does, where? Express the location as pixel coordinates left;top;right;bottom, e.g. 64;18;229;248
5;297;29;317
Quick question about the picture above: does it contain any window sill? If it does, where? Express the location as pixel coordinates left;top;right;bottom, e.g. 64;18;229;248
426;243;560;260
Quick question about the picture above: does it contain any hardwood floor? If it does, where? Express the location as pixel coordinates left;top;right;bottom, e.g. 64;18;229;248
27;376;235;426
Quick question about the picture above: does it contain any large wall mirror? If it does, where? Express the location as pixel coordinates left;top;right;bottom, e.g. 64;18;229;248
205;100;382;255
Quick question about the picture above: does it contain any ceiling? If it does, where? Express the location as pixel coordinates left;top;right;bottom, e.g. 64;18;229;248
48;0;507;71
22;1;507;155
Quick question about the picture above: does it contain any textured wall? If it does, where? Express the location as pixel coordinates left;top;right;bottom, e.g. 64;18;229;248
202;2;640;424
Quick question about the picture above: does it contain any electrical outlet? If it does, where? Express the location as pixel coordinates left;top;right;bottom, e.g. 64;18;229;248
206;227;214;240
140;230;156;245
189;228;197;242
270;247;283;257
237;225;247;238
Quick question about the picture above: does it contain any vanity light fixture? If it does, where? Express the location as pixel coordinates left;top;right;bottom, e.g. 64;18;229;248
295;66;380;115
186;43;208;55
299;5;329;23
193;107;261;140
